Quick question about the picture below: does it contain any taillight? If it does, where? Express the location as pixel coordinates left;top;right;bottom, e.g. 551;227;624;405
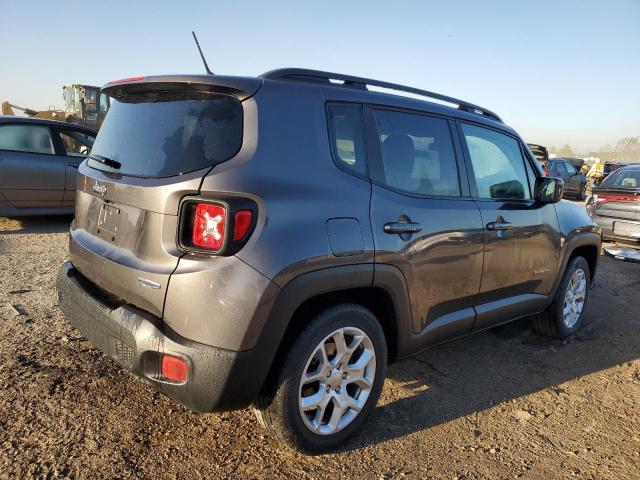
192;203;226;250
594;193;639;205
179;199;256;255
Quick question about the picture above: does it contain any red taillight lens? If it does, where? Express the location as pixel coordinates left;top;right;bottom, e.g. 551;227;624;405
234;210;253;241
108;76;145;85
161;355;188;382
595;193;639;205
192;203;226;250
180;200;255;254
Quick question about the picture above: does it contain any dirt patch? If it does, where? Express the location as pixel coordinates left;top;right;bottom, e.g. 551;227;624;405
0;216;639;479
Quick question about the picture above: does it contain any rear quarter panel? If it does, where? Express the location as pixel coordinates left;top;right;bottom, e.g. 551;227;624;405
198;81;375;287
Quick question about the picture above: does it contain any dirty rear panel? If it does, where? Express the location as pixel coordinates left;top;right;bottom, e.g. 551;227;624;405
70;167;206;317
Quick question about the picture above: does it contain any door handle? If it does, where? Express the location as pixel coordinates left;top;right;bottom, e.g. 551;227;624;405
486;221;513;231
384;222;423;234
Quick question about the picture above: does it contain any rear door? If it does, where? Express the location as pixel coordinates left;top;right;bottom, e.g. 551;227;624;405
562;161;582;195
51;127;96;207
458;122;561;330
366;107;484;345
0;122;65;208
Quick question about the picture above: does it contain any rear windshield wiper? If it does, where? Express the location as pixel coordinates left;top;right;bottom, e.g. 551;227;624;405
88;154;122;170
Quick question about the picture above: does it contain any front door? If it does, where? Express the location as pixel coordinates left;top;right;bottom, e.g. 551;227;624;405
52;128;96;207
366;108;484;346
0;123;65;208
458;122;561;330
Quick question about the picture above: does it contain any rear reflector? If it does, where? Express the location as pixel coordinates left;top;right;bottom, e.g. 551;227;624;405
234;210;253;241
192;203;226;250
161;355;188;382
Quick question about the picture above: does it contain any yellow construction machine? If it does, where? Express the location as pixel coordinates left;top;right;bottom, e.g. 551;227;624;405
2;84;109;130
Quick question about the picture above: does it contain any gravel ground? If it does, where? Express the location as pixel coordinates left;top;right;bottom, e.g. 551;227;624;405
0;215;639;480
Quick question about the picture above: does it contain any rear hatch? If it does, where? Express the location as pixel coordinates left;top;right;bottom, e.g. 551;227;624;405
69;75;261;317
593;187;640;218
594;168;640;220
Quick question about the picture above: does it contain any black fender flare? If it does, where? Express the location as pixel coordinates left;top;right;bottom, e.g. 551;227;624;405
244;263;412;400
546;231;601;306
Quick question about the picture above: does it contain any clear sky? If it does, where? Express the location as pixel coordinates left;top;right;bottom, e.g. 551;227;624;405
1;0;638;153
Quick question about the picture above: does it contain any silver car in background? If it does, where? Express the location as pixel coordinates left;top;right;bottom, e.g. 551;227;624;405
589;164;640;243
0;116;96;216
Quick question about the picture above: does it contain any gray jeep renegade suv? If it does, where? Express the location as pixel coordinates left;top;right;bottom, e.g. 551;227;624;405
57;69;600;452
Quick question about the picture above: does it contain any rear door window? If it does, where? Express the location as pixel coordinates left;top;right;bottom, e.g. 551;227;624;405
57;129;95;157
0;124;54;155
550;161;567;176
89;92;243;178
371;109;460;196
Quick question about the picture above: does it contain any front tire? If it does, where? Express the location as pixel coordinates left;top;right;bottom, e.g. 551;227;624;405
253;304;387;453
533;256;590;339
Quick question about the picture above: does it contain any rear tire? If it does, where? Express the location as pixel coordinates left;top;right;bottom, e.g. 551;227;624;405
533;256;590;339
253;304;387;453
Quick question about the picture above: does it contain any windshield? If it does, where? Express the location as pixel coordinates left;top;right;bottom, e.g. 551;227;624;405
83;89;98;112
63;87;76;110
602;168;640;189
88;91;243;178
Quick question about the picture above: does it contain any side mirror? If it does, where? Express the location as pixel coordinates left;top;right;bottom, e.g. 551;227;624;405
535;177;564;203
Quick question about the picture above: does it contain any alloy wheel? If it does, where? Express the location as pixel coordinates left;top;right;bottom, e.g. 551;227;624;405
298;327;376;435
562;268;587;328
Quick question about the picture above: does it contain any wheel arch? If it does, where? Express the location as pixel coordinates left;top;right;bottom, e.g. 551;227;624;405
569;244;599;281
548;232;601;304
254;264;411;397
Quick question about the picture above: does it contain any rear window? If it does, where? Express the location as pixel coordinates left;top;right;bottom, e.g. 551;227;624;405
88;91;243;178
603;163;622;175
602;168;640;188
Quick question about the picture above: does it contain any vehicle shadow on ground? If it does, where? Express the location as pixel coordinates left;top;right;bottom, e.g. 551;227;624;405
0;216;73;235
342;257;640;452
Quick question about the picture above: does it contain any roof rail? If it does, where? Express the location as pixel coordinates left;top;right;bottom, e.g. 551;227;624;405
261;68;503;123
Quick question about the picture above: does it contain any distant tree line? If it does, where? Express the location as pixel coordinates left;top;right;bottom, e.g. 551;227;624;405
549;136;640;162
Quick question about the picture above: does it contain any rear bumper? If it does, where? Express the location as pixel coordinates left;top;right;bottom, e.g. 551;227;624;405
57;261;266;412
593;214;640;244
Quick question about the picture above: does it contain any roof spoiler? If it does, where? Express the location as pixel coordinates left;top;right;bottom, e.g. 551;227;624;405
527;143;549;163
101;75;262;102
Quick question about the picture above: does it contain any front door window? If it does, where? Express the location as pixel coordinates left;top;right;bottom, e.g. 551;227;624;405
461;123;531;200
